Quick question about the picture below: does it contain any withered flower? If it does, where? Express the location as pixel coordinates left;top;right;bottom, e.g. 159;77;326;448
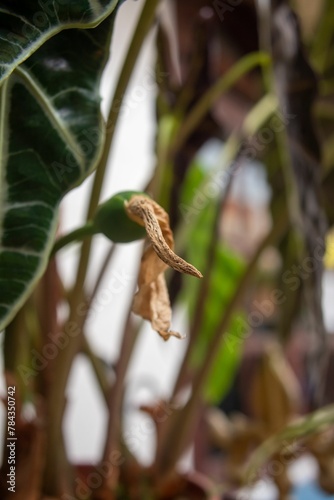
125;195;202;340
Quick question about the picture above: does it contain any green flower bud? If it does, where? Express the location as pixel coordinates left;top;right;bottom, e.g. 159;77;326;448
93;191;147;243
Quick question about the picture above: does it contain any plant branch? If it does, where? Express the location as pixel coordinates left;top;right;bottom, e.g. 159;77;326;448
170;93;278;399
85;0;160;225
101;313;142;492
81;245;118;404
51;222;96;256
173;92;278;258
89;244;117;303
44;1;159;491
82;336;111;404
157;208;288;477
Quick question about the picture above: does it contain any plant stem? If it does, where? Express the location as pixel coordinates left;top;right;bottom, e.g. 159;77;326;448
89;244;117;302
51;222;96;256
44;0;159;492
157;209;288;477
169;52;271;155
82;336;111;404
80;245;118;404
173;94;277;396
101;314;142;492
85;0;160;224
171;188;231;398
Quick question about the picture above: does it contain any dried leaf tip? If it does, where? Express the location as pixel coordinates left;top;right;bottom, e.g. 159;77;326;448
125;195;203;279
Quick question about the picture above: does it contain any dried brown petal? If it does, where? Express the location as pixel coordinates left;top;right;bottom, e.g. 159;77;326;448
125;195;202;340
133;273;182;341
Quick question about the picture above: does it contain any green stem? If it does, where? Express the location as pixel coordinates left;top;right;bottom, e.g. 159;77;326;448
44;0;159;491
85;0;160;224
170;52;271;155
82;336;110;405
70;0;160;309
51;222;96;256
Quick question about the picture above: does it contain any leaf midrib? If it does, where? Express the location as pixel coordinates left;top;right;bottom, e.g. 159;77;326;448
15;66;86;173
0;78;10;247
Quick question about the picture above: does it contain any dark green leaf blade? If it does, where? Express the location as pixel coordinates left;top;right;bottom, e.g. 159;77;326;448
0;0;121;84
0;11;119;330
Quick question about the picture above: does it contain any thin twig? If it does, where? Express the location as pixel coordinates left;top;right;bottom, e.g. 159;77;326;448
81;337;111;404
88;244;117;307
101;308;142;492
44;0;160;489
80;245;118;403
50;222;96;256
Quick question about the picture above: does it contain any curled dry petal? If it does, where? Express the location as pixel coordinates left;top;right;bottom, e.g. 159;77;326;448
125;195;202;340
125;196;202;278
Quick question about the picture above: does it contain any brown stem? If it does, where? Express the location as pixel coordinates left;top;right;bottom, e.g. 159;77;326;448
156;209;288;478
101;312;142;492
43;1;159;489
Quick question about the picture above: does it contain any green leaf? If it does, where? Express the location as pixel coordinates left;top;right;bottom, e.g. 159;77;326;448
0;8;121;331
0;0;121;84
181;157;246;404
